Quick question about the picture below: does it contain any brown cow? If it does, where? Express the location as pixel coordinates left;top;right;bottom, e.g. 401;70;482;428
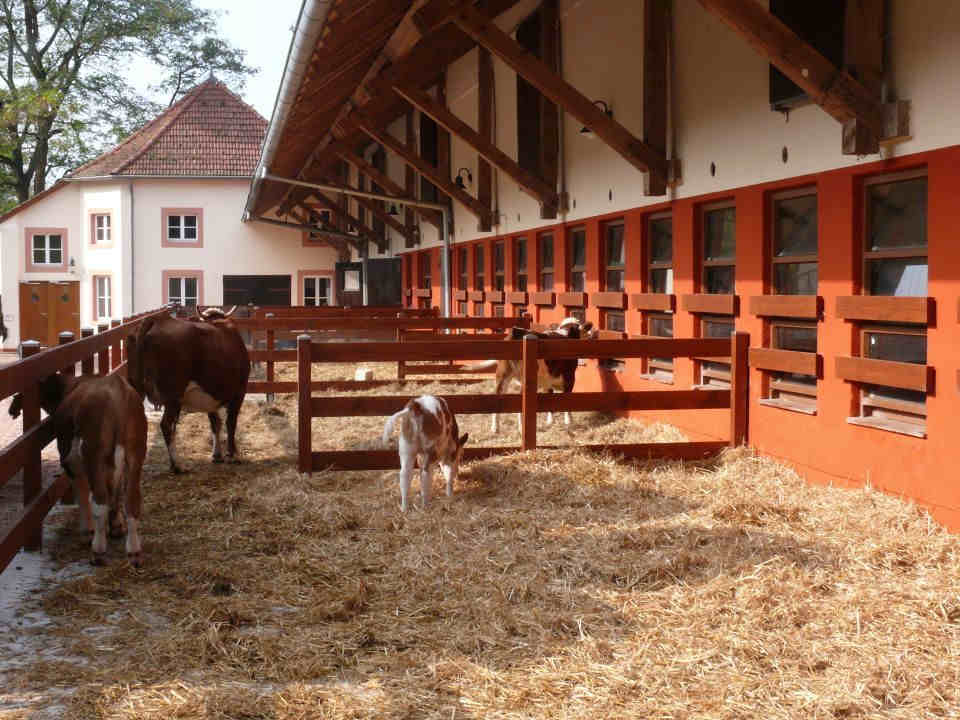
128;305;250;472
464;317;597;433
10;372;148;565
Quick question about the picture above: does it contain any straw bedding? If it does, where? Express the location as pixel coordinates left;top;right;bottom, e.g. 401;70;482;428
3;361;960;719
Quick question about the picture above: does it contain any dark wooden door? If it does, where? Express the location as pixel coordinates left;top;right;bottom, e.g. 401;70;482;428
336;262;364;306
223;275;292;307
366;258;402;306
19;281;80;346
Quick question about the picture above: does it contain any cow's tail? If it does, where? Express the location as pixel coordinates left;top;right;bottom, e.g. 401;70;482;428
382;408;410;445
460;360;499;372
128;315;158;398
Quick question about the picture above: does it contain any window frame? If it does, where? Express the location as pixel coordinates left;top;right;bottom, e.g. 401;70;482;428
770;187;818;295
764;319;818;413
92;274;112;321
539;232;554;291
494;241;505;292
568;227;586;293
474;244;485;291
700;201;736;295
298;270;334;307
699;314;735;388
603;220;625;292
418;251;432;290
457;246;468;291
647;211;673;294
862;169;928;297
514;237;528;292
25;227;69;273
161;207;203;248
162;270;203;307
647;312;674;376
89;210;115;248
858;323;927;424
302;209;333;247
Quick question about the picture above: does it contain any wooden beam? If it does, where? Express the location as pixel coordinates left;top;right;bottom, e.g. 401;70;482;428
305;194;381;252
842;0;885;154
358;118;494;230
393;84;559;213
697;0;882;141
352;191;413;247
334;144;442;231
539;0;560;205
289;205;353;261
477;38;494;219
404;109;418;247
448;3;668;185
644;0;669;196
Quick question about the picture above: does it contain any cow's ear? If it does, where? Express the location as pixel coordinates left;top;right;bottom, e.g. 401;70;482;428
458;433;469;447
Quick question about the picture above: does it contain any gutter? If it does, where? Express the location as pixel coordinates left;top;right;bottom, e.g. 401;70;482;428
243;0;333;221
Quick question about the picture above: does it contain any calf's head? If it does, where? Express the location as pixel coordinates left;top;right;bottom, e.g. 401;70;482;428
9;373;73;419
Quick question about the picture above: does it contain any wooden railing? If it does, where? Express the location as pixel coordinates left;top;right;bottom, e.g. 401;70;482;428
296;331;750;473
0;306;172;574
233;315;531;396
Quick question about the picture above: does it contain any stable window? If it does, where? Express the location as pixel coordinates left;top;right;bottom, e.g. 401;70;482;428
569;227;586;292
474;302;485;317
494;241;505;291
168;275;199;307
418;252;431;290
647;313;674;382
539;233;554;291
515;237;527;292
303;276;331;307
474;245;485;291
648;213;673;294
94;275;112;320
604;310;625;333
32;233;63;266
457;247;468;290
702;203;736;294
92;214;111;244
766;321;818;412
699;315;734;388
772;189;818;294
853;171;928;435
604;222;625;292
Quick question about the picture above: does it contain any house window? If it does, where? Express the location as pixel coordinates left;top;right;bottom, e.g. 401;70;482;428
162;208;203;247
516;9;543;176
167;275;199;307
93;276;112;320
303;276;331;307
702;203;735;293
772;189;817;294
494;241;505;291
854;171;928;434
700;315;734;388
418;251;431;290
766;321;818;412
474;245;485;291
647;313;674;382
648;213;673;294
32;233;64;266
604;222;625;292
568;227;586;292
515;237;527;292
539;233;554;291
92;214;112;244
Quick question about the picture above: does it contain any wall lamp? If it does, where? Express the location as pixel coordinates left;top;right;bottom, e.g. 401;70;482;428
454;167;473;189
580;100;612;138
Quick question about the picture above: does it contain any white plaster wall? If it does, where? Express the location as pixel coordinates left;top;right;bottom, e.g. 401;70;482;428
405;0;960;252
81;183;126;326
131;178;337;310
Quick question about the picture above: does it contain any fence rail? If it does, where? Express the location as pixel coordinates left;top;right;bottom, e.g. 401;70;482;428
297;331;750;473
0;306;171;574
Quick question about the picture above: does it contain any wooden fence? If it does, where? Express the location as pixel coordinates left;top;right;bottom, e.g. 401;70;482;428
296;331;750;473
232;315;531;396
0;307;171;574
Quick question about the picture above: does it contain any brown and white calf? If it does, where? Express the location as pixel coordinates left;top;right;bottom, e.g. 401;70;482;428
10;372;148;566
465;317;597;433
382;395;469;511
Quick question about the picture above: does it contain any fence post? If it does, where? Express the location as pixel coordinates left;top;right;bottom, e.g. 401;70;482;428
80;327;95;375
97;323;110;375
729;330;750;447
57;332;77;505
110;319;121;370
20;340;42;550
396;315;406;381
297;334;313;476
121;316;132;363
265;313;275;404
521;334;538;451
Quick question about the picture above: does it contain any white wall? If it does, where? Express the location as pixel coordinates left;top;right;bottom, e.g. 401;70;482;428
397;0;960;252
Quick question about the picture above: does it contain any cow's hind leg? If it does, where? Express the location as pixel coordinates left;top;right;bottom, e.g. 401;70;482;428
86;455;111;565
225;397;242;463
160;403;184;474
124;448;144;567
208;412;224;463
108;446;127;538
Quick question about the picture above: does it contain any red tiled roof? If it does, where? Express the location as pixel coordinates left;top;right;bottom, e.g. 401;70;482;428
70;77;267;178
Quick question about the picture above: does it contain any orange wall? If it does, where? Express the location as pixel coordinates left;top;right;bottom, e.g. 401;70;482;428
402;144;960;530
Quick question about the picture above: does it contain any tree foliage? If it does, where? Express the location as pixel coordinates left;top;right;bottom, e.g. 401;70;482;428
0;0;255;210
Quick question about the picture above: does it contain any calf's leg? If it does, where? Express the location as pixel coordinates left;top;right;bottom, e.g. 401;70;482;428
208;412;224;463
397;438;415;512
225;397;243;462
160;403;184;473
419;455;433;508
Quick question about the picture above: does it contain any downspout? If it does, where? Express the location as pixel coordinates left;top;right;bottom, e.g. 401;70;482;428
129;182;135;313
243;0;333;219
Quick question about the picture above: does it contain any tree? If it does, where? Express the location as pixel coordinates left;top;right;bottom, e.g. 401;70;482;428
0;0;255;206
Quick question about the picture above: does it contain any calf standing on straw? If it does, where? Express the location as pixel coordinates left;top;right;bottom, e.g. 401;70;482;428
382;395;469;511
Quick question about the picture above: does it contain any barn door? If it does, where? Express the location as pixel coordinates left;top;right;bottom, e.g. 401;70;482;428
335;262;364;306
366;258;402;306
18;281;80;346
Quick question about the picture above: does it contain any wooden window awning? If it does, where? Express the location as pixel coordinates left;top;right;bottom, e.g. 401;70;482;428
749;295;821;319
681;294;739;315
836;356;932;393
507;291;528;305
592;292;627;310
837;296;931;324
632;293;676;312
558;292;587;307
749;348;819;377
530;291;555;306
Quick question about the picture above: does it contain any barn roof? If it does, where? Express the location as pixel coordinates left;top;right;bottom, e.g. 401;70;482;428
70;76;267;179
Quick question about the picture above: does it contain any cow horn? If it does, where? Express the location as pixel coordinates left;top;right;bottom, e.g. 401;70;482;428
223;305;238;318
